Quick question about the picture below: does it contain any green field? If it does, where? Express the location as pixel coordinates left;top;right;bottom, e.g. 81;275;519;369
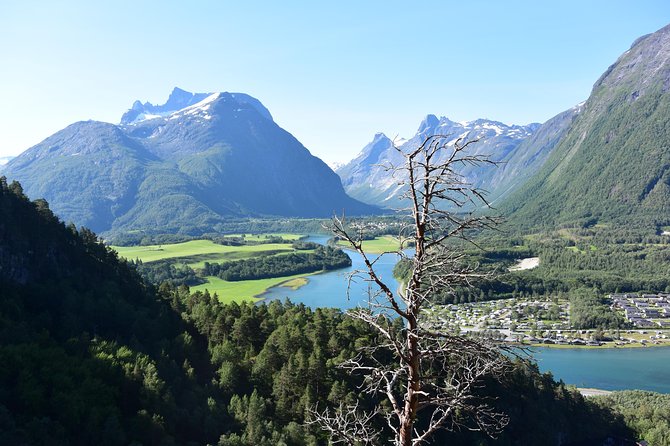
112;239;294;267
112;237;321;302
190;274;312;303
338;235;402;254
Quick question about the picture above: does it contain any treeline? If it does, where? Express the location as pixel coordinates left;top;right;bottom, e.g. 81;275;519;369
106;219;330;246
107;215;412;247
109;231;305;248
132;259;206;287
168;287;629;446
594;391;670;444
569;289;627;330
202;246;351;281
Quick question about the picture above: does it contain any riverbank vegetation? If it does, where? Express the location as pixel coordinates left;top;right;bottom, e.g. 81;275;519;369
202;246;351;281
113;236;354;302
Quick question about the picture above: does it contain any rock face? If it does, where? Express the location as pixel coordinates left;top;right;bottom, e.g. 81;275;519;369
502;23;670;227
336;116;549;209
2;89;378;234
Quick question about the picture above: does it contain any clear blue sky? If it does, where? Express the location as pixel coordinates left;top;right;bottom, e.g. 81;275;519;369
1;1;669;164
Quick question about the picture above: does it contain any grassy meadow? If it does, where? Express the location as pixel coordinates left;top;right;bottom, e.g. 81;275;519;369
338;235;402;254
112;235;315;302
113;239;295;266
190;274;313;303
112;233;401;302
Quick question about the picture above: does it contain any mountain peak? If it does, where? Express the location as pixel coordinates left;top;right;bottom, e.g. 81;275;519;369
372;132;390;142
418;114;440;134
120;88;273;125
592;23;670;98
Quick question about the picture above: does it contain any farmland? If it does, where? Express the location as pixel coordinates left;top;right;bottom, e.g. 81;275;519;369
112;235;311;302
113;239;295;266
337;235;402;253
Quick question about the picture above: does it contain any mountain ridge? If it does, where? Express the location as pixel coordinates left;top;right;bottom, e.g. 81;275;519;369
336;114;548;209
502;23;670;228
3;89;379;234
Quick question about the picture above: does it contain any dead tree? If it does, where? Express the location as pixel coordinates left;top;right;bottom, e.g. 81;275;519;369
313;135;514;445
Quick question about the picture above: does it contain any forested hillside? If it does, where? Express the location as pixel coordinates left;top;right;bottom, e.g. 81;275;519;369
504;24;670;229
0;177;222;445
0;178;646;445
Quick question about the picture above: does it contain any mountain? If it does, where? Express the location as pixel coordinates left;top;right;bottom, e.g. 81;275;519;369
2;89;378;234
336;116;549;209
120;87;273;124
503;23;670;228
0;179;221;444
0;156;13;166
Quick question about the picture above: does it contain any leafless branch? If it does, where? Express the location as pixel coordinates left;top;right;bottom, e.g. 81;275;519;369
314;134;511;446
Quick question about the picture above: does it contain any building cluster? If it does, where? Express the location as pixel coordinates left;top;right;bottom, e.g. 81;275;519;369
609;293;670;328
426;298;569;332
425;294;670;347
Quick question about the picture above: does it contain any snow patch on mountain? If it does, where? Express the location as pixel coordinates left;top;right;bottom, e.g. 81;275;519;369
337;114;543;209
121;88;273;125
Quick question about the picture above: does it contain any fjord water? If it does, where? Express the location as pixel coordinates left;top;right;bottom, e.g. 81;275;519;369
262;235;402;310
533;346;670;393
264;235;670;393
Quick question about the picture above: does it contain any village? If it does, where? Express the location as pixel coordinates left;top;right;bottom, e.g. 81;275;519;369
424;293;670;347
609;292;670;328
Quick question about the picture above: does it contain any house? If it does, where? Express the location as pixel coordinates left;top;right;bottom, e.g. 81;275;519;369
643;309;660;318
633;319;655;328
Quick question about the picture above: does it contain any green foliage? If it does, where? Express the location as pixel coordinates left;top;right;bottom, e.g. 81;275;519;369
133;259;206;287
202;246;351;281
0;178;222;445
569;289;627;330
437;226;670;305
0;179;647;444
595;391;670;444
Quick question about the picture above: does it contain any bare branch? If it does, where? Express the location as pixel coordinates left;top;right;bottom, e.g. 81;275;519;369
313;134;511;446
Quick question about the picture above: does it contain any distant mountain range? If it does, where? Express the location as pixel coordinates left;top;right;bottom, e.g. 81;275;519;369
4;23;670;235
336;117;553;209
2;88;377;234
338;23;670;230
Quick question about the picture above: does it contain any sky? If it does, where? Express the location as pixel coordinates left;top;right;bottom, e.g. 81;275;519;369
1;1;669;165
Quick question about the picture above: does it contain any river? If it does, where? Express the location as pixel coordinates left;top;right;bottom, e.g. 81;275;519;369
263;235;670;393
262;235;403;310
533;346;670;393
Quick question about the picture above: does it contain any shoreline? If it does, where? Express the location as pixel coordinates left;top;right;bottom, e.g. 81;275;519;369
254;272;315;300
528;342;670;350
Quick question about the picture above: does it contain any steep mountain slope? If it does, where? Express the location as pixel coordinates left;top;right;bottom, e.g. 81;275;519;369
3;89;377;234
336;115;563;209
503;24;670;228
0;179;220;445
